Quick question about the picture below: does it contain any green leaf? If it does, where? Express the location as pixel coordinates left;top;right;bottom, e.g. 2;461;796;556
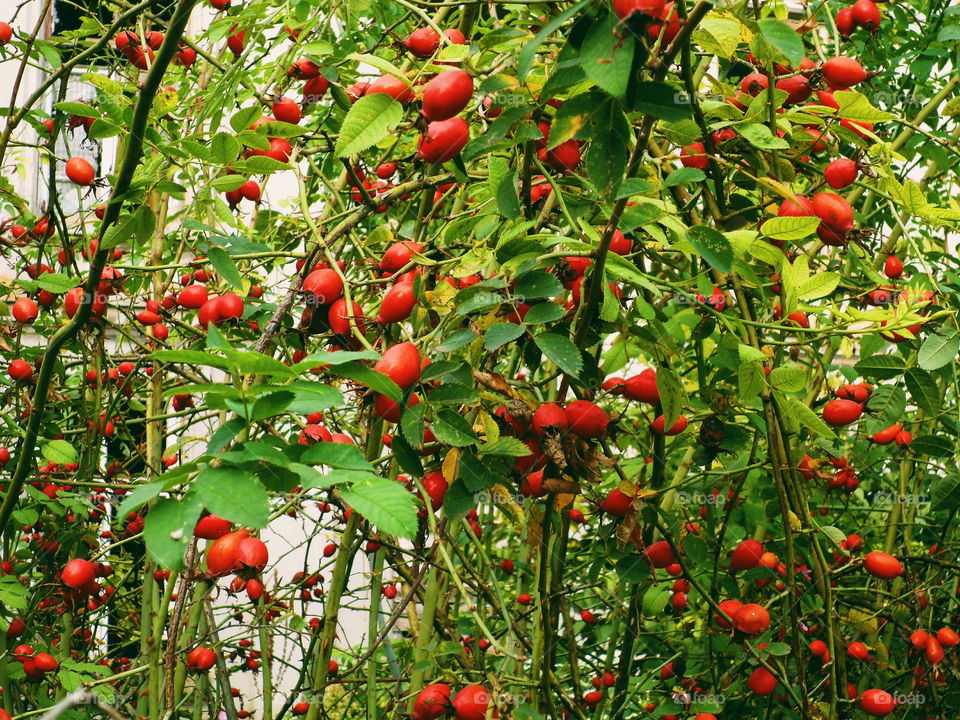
768;364;806;392
918;332;959;371
834;90;894;123
238;156;291;174
759;216;821;241
798;272;839;300
432;410;479;447
657;364;686;429
478;437;533;457
144;495;203;571
633;82;692;121
518;0;591;80
904;367;940;416
665;167;706;186
484;322;525;351
340;475;418;538
301;442;375;472
932;474;960;510
854;354;905;380
687;225;733;273
533;333;583;378
291;350;380;371
346;53;411;85
523;302;566;324
514;270;563;300
42;439;77;464
756;18;804;69
866;385;906;424
580;13;634;99
490;157;521;220
693;16;742;58
739;123;790;150
334;94;404;158
787;397;836;439
117;481;166;519
194;468;270;528
737;360;764;402
335;361;403;403
910;434;953;458
211;133;241;164
642;585;671;616
32;273;78;294
230;106;262;133
206;246;243;288
54;101;100;118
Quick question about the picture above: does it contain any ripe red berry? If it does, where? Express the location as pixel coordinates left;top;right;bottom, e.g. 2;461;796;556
564;400;609;438
824;158;858;189
859;689;896;717
418;118;470;164
65;157;95;186
822;398;863;427
421;69;474;122
863;551;903;579
62;558;95;588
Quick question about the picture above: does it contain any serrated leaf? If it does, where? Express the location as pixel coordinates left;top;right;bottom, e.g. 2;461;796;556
768;365;806;392
432;410;479;447
855;354;905;380
787;397;836;438
484;323;525;351
740;123;790;150
194;468;270;528
340;475;418;538
580;13;634;99
478;437;533;457
798;272;839;300
335;361;403;403
904;367;940;416
533;332;583;378
918;332;959;371
657;364;686;428
834;90;894;123
207;246;243;288
687;225;733;273
334;94;403;158
42;439;77;464
33;273;78;294
346;53;411;85
211;133;242;164
144;495;203;571
757;18;804;69
760;215;821;241
517;0;590;80
301;442;375;472
117;481;165;520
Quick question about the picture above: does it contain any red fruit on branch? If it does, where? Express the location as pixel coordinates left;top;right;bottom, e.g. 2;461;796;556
65;157;95;186
376;281;416;323
302;268;344;304
421;69;474;122
863;551;903;579
186;647;216;671
564;400;609;438
452;684;490;720
412;683;452;720
374;342;421;389
612;0;667;19
822;398;863;427
822;57;869;89
824;158;858;189
418;118;470;164
859;689;896;717
62;558;95;588
732;603;770;635
193;514;231;540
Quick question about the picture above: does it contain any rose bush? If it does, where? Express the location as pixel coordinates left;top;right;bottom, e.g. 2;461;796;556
0;0;958;719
